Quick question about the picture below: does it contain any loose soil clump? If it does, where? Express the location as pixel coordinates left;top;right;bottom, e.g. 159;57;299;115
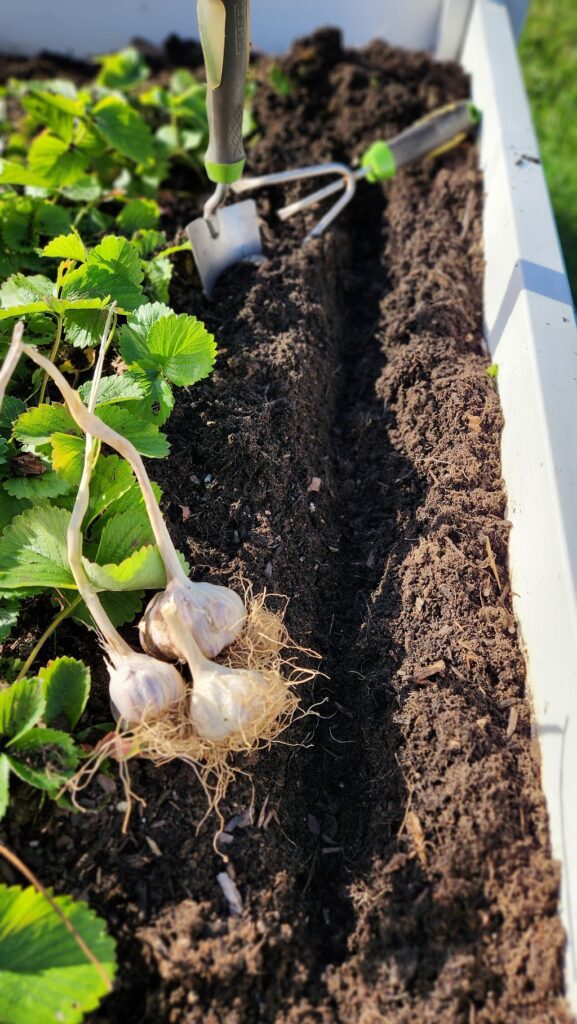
2;28;572;1024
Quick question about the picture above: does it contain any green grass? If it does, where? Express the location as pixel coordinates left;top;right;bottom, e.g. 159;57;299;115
520;0;577;299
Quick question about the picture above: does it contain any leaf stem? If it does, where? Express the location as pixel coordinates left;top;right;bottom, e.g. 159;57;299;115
15;595;83;682
0;321;24;408
39;314;63;405
0;842;113;992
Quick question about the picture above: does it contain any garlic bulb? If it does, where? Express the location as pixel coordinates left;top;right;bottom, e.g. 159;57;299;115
139;578;246;661
160;597;287;744
189;659;286;742
107;651;187;725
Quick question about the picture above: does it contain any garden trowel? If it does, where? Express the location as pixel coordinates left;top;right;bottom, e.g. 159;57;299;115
187;0;261;295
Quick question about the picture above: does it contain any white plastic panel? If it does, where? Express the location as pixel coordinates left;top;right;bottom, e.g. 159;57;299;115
463;1;577;1012
0;0;443;58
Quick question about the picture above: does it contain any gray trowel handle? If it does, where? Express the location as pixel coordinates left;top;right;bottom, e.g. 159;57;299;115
198;0;249;185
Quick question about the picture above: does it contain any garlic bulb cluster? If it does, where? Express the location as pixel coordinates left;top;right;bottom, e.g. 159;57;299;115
161;597;287;744
139;578;246;661
107;651;187;725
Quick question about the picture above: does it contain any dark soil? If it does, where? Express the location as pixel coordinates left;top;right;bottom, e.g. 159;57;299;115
1;28;572;1024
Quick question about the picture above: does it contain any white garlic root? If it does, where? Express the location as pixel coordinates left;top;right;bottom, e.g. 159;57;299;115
139;578;246;661
161;597;288;744
17;342;246;660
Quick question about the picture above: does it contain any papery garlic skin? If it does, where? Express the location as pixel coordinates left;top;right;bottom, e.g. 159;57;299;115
107;651;187;725
190;661;285;742
139;579;246;661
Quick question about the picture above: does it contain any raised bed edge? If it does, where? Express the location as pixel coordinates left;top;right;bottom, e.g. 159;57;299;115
463;1;577;1013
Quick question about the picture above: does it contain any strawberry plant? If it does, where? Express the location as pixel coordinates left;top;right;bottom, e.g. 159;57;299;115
0;657;89;818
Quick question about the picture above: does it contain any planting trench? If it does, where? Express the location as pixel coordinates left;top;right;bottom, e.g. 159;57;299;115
1;29;573;1024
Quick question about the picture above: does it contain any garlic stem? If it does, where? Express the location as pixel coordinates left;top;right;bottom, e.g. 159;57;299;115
21;343;186;584
65;304;131;659
0;322;24;408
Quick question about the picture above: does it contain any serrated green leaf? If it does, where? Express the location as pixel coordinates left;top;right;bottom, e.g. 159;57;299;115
117;198;159;233
0;492;29;536
22;90;83;143
62;235;145;312
144;255;172;304
120;301;172;358
97;404;168;457
124;368;174;425
127;311;215;387
2;202;35;253
85;543;167;592
86;454;136;521
131;228;167;257
29;133;88;186
0;506;73;590
61;175;102;202
73;589;144;629
4;472;71;500
38;657;90;730
13;403;78;450
95;46;150;89
93;96;153;163
64;306;109;348
34;202;72;238
0;159;49;188
0;397;27;434
42;231;87;262
8;727;79;792
0;678;44;742
78;373;144;406
50;432;84;485
0;882;116;1024
0;273;55;309
0;599;21;641
95;508;155;565
0;756;9;819
89;235;143;285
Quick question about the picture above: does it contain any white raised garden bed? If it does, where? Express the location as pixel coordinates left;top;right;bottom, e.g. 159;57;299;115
3;0;577;1013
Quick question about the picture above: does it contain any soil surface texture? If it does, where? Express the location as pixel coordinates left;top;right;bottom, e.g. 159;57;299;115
2;29;572;1024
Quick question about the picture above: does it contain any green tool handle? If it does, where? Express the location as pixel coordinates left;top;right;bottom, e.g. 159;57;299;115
198;0;249;185
361;101;481;183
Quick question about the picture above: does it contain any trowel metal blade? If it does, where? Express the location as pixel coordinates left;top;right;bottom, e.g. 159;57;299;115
186;199;263;296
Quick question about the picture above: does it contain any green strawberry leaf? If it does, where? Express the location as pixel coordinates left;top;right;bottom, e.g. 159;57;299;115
8;727;79;793
38;657;90;730
0;756;9;819
0;506;74;590
28;133;88;187
95;46;150;90
4;472;72;500
42;230;87;262
92;96;154;163
0;273;55;308
85;544;168;592
0;678;45;742
78;374;144;407
0;882;116;1024
94;508;155;565
13;404;78;451
117;198;159;233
